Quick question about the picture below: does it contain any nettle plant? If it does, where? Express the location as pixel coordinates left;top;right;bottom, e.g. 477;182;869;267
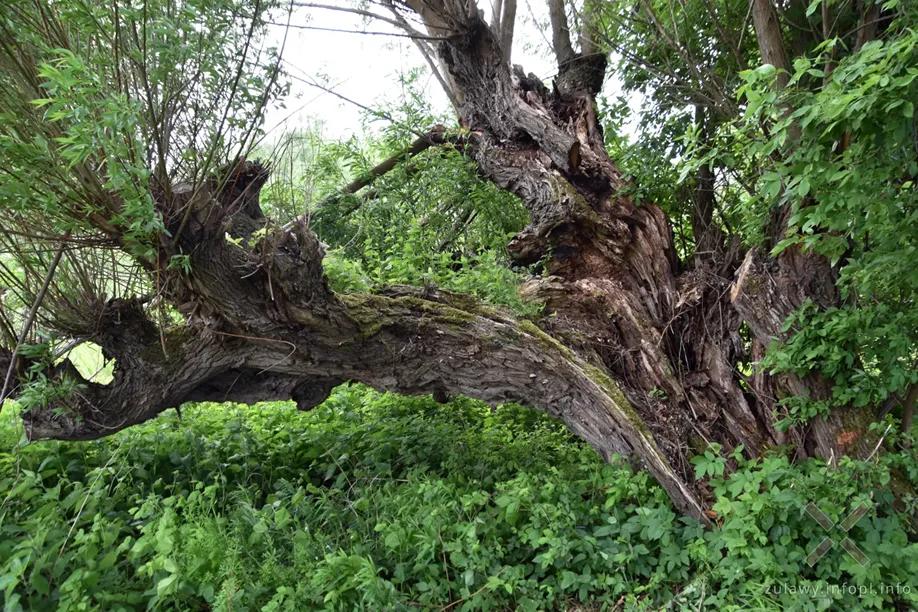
2;389;916;611
688;434;918;610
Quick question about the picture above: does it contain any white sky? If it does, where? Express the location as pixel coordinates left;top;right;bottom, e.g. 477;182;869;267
262;1;568;140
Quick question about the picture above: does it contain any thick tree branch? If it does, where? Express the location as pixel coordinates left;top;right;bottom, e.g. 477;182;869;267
730;249;868;461
547;0;576;66
289;125;452;224
498;0;516;62
491;0;503;37
750;0;790;88
326;126;447;201
690;107;724;261
12;171;708;522
578;3;597;58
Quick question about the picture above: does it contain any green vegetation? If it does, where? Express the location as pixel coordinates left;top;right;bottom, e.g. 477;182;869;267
1;0;918;610
259;70;537;315
2;388;916;611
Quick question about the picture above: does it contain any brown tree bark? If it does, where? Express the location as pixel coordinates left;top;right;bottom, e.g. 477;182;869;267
5;160;707;521
2;0;880;523
738;0;877;461
690;106;723;262
750;0;790;88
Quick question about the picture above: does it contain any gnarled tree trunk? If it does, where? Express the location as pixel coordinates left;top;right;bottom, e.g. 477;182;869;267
3;0;878;524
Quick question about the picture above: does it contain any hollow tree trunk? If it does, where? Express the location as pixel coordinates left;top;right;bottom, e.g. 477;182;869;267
389;2;876;486
412;11;785;499
5;1;879;523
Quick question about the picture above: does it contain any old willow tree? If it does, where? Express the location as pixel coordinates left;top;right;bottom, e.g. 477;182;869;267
0;0;915;522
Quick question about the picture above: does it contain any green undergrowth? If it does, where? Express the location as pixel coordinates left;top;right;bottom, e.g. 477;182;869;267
1;386;916;611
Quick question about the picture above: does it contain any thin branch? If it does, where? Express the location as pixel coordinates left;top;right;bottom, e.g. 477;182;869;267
0;236;70;410
523;0;554;52
286;70;398;124
293;1;413;30
386;6;461;110
439;568;507;611
173;0;264;244
639;0;732;113
697;0;745;69
268;21;450;39
736;0;755;55
579;0;597;58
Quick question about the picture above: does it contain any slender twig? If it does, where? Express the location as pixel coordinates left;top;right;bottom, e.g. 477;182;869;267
267;21;448;39
174;0;263;245
866;423;892;462
439;567;506;611
292;2;451;35
0;235;70;411
47;442;124;592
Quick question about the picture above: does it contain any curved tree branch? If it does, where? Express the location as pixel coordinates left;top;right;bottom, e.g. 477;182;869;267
11;163;708;522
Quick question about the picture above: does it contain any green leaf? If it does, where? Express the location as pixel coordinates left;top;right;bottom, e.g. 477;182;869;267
796;178;811;198
156;574;178;595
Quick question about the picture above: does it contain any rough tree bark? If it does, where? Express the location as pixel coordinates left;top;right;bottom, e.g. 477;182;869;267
750;0;791;89
2;0;880;523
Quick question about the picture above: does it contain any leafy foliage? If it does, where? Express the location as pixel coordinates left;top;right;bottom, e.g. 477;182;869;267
0;0;285;247
1;1;918;609
732;31;918;424
591;0;918;427
0;0;287;347
2;390;917;610
256;71;536;313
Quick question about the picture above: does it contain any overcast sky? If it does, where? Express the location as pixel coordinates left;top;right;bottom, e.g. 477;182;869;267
262;1;567;140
